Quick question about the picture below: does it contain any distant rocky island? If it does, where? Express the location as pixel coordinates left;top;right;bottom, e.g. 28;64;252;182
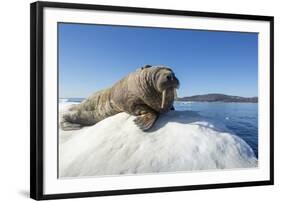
176;94;258;103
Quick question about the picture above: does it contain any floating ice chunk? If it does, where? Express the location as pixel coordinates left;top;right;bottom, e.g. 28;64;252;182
59;103;257;178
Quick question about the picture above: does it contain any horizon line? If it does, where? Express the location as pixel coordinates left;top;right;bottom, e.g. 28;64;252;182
59;93;258;99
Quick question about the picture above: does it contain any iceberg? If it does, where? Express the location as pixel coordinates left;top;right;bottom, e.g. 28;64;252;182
59;103;257;178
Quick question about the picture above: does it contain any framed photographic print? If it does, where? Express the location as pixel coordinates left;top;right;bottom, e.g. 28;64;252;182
30;1;274;200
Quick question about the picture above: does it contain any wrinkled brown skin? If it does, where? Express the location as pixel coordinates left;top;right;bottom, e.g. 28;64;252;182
60;66;180;131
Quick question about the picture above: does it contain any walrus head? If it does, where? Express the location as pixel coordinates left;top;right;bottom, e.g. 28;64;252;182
153;67;179;108
154;68;179;91
139;65;179;109
136;65;180;111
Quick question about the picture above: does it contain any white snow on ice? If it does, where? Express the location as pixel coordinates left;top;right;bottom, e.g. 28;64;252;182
59;103;257;178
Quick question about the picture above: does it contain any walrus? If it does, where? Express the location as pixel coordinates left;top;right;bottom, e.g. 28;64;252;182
60;65;180;131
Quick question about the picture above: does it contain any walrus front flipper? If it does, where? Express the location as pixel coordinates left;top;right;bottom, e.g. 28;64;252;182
134;112;158;131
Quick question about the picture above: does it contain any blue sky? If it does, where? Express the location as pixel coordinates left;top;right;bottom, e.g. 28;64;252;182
59;23;258;98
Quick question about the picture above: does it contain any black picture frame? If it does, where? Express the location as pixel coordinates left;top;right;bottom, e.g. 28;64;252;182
30;1;274;200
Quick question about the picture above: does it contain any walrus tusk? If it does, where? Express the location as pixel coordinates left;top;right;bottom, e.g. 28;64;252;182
161;89;167;109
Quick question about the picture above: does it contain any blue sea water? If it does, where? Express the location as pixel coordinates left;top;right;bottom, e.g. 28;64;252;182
174;101;258;158
60;98;258;158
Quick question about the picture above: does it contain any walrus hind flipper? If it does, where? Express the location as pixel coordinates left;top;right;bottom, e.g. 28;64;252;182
60;118;82;131
133;112;158;131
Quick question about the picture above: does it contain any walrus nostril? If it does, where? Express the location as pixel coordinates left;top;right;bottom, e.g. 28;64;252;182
166;73;175;81
166;75;171;80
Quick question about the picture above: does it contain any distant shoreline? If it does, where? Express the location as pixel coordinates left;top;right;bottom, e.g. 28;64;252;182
174;101;257;104
176;93;258;103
